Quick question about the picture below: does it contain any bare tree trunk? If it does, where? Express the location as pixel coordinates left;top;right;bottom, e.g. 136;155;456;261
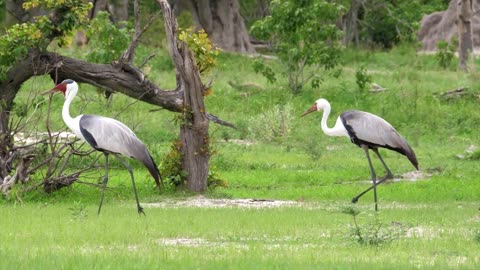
180;69;209;192
110;0;129;23
0;106;13;180
159;0;210;192
344;0;363;47
458;0;473;71
172;0;255;54
0;53;38;180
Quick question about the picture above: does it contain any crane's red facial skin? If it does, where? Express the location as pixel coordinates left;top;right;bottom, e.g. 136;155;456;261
301;104;317;117
42;83;67;96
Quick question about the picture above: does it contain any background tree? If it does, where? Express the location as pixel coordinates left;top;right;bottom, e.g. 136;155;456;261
458;0;474;71
341;0;449;49
170;0;255;54
343;0;363;47
251;0;343;93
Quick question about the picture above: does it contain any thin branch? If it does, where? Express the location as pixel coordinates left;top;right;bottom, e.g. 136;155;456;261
139;52;158;69
121;0;159;63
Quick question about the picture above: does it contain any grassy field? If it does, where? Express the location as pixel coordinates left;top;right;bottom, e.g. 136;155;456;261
2;44;480;269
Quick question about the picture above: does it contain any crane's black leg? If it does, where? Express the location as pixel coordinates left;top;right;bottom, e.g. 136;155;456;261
113;154;145;215
372;148;393;181
98;153;109;215
352;146;379;211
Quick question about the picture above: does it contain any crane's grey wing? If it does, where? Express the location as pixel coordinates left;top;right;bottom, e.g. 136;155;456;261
79;115;141;156
340;110;418;169
79;115;162;188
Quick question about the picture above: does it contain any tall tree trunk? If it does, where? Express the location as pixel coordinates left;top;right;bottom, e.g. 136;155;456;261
172;0;255;54
0;53;37;180
458;0;473;71
159;0;209;192
343;0;362;47
110;0;129;23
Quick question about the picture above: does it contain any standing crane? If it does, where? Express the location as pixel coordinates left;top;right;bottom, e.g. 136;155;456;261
301;98;418;211
44;79;162;215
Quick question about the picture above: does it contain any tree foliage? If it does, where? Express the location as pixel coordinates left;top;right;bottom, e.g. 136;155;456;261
85;11;131;64
251;0;343;93
178;28;219;75
0;0;92;79
359;0;449;48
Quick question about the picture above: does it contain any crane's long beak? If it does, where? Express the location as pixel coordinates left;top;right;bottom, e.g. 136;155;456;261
301;104;317;117
41;83;64;96
41;88;58;96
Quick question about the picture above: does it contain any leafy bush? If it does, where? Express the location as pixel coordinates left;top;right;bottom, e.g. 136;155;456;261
436;39;457;70
355;65;372;91
251;0;343;93
161;141;226;189
160;141;187;188
248;103;294;143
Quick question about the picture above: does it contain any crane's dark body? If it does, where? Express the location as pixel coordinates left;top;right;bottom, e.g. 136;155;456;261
340;110;418;170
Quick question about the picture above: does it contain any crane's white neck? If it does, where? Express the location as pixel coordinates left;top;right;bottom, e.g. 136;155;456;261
62;88;79;134
318;100;348;137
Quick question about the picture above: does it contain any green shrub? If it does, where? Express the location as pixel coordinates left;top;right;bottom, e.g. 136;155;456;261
248;103;294;143
436;39;457;70
355;65;372;91
251;0;343;93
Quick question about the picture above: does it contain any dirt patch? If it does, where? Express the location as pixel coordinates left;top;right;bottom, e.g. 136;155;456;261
144;196;300;209
394;170;432;182
157;238;209;247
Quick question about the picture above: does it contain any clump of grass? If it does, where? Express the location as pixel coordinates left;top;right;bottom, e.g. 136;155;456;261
468;150;480;160
248;103;294;143
342;205;409;246
69;201;88;221
436;39;457;70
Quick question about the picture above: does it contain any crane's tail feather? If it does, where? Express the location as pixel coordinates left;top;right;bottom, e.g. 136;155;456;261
142;152;163;191
396;139;419;170
406;149;419;170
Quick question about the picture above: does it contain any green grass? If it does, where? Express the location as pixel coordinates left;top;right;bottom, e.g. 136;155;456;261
1;202;479;269
3;45;480;269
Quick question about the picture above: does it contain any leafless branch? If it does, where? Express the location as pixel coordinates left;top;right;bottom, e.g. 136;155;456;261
121;0;159;63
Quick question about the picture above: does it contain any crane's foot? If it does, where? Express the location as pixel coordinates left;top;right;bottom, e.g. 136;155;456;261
351;197;359;204
380;173;394;181
137;205;146;216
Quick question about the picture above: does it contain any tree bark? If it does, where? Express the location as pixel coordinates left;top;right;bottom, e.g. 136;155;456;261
109;0;129;23
343;0;362;47
172;0;255;54
159;0;209;192
458;0;474;70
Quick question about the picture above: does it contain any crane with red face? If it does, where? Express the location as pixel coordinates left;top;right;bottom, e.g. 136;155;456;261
45;79;162;215
302;98;418;211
